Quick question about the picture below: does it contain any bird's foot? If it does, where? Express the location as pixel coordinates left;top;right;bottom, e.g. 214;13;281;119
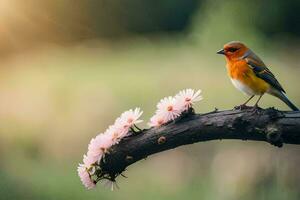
234;104;252;110
250;105;262;114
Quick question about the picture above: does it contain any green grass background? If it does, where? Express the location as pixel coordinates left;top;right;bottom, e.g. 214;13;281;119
0;1;300;199
0;39;299;200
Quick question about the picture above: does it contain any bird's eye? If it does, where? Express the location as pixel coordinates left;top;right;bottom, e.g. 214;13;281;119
227;47;239;52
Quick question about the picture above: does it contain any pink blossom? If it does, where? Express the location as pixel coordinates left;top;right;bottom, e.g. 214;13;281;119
85;133;113;166
104;124;128;145
148;113;166;127
156;96;181;121
83;154;99;168
88;133;113;155
117;107;143;129
77;164;96;189
175;89;202;111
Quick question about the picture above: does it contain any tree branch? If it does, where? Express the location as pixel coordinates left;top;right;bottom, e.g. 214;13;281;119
99;108;300;181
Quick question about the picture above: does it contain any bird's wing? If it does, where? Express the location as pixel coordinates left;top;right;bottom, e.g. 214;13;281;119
242;50;285;93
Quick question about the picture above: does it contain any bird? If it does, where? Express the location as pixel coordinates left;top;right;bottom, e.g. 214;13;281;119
217;41;299;111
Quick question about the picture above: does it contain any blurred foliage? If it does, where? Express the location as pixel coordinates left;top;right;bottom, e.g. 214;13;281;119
0;40;299;200
0;0;300;56
254;0;300;39
0;0;300;199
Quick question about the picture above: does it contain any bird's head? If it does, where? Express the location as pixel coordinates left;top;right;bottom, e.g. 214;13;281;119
217;41;248;60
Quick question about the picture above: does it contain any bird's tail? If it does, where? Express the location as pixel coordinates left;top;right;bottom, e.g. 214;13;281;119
269;89;299;111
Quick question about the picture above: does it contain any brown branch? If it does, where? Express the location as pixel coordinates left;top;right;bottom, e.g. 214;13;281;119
99;108;300;181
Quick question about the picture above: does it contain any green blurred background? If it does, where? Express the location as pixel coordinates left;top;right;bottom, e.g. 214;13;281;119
0;0;300;199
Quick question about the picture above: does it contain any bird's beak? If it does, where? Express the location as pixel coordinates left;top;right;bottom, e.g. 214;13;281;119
217;48;225;55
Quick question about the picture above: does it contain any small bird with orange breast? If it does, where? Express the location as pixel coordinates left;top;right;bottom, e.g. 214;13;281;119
217;41;299;111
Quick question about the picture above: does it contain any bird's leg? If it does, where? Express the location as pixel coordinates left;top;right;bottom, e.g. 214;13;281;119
251;94;263;112
235;95;254;110
243;95;255;105
254;94;263;107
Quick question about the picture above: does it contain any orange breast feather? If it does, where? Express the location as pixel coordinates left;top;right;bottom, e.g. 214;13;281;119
227;60;270;94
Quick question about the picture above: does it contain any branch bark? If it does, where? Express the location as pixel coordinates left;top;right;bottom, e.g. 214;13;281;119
99;108;300;181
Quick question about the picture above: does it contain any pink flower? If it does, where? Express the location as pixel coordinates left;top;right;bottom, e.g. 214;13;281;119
104;124;128;145
148;113;166;127
156;96;181;121
175;89;203;111
83;154;99;168
148;89;203;127
89;134;113;155
86;133;113;166
117;108;143;129
78;107;145;190
77;164;96;189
